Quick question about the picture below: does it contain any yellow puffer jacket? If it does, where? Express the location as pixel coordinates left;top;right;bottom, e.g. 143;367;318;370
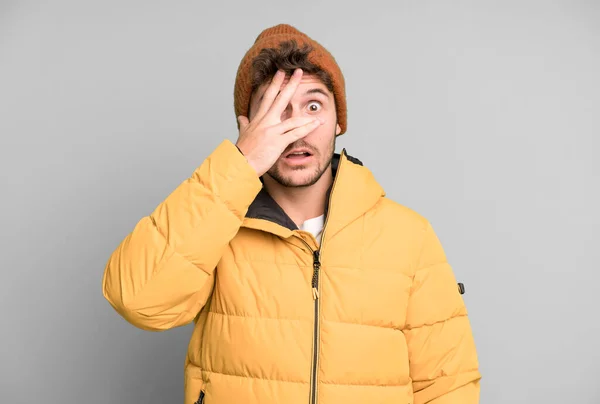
102;139;481;404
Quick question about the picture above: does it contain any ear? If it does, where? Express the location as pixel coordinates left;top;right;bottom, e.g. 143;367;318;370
335;123;341;135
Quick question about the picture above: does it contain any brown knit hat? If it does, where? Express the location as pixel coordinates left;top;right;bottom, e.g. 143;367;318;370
234;24;347;136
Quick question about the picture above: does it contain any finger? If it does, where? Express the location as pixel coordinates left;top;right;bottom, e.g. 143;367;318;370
267;68;303;120
253;70;287;122
281;119;322;142
272;116;318;134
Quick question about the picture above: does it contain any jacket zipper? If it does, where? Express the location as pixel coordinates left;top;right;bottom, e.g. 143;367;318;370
310;249;321;404
296;230;323;404
296;149;345;404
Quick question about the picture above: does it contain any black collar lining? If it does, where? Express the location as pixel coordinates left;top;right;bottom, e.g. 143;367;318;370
244;151;361;231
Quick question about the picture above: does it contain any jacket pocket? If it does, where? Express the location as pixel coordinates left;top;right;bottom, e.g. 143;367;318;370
195;390;205;404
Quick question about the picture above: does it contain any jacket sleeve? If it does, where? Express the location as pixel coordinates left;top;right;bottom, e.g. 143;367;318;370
403;220;482;403
102;140;262;331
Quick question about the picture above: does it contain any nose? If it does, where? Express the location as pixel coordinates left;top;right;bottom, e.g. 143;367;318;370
280;104;303;122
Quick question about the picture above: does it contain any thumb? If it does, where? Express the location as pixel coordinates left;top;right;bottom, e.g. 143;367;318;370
237;115;249;130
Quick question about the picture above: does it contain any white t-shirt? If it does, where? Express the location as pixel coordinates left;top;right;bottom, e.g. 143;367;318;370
299;214;325;245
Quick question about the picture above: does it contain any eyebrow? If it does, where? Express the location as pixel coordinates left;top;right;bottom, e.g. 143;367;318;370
303;88;330;98
258;87;330;104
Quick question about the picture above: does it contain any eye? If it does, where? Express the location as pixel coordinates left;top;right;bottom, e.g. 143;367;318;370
307;101;322;113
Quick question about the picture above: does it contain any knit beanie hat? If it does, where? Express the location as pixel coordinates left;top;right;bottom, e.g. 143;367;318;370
234;24;347;136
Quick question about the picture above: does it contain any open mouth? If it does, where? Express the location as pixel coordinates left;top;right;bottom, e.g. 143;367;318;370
283;149;314;165
286;151;312;159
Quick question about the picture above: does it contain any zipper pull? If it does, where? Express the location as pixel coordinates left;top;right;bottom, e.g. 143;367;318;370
312;250;321;300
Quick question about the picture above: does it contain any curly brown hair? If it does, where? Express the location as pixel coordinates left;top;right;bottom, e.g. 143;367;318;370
250;39;334;96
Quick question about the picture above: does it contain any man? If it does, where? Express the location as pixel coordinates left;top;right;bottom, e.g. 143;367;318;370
102;24;481;404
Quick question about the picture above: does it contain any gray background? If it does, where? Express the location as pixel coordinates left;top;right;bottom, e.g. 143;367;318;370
1;1;598;403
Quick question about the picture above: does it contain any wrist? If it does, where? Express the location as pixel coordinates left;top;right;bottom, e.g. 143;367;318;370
234;143;263;176
235;144;245;156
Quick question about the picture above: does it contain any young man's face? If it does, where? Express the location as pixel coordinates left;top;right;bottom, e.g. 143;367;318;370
248;73;342;188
